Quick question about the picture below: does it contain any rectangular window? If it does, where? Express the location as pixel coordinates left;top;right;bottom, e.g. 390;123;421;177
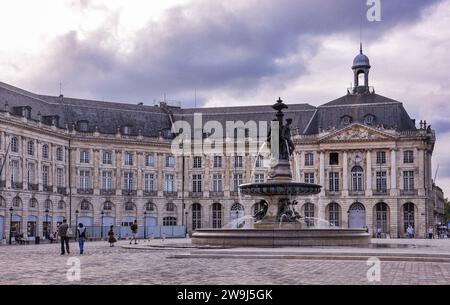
80;150;90;163
213;156;222;168
165;155;175;168
145;153;155;167
193;156;202;168
124;152;133;166
234;156;243;168
403;150;414;164
192;174;202;193
212;174;223;192
164;174;174;192
102;151;112;165
304;153;314;166
376;151;386;164
329;153;339;165
254;174;264;183
233;174;243;191
79;170;90;189
28;163;36;184
255;155;264;168
403;171;414;191
328;172;339;191
42;165;49;186
144;173;155;192
304;172;315;184
102;171;112;190
57;168;64;187
376;171;387;192
11;160;20;183
124;172;133;190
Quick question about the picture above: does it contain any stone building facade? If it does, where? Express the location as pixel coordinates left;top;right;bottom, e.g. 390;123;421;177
0;48;443;240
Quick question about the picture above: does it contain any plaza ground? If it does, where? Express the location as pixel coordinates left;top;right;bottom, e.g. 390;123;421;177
0;238;449;285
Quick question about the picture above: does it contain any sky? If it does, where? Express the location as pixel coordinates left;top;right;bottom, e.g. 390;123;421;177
0;0;449;195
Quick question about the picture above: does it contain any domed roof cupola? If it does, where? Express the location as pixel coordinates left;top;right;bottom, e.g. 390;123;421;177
352;43;371;94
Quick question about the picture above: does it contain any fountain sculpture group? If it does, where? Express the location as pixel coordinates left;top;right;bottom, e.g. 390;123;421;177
192;98;370;247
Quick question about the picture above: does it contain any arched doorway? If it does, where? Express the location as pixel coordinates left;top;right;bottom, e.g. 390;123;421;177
348;202;366;228
192;203;201;230
27;215;38;238
374;202;389;234
230;203;244;228
326;202;341;227
121;216;136;238
11;215;22;237
403;202;415;233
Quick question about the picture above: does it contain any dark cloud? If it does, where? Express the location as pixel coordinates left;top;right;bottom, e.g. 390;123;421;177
24;0;442;106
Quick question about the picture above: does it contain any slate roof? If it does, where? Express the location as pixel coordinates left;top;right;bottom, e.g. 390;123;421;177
0;81;418;137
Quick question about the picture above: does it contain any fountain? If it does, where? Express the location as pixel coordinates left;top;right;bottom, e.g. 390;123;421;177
192;98;370;247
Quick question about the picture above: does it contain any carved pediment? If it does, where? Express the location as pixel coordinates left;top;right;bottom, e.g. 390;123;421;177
320;124;396;142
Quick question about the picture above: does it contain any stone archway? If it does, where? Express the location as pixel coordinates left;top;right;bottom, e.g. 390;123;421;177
348;202;366;228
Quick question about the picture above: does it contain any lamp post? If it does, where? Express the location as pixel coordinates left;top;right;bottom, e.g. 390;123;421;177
185;211;188;237
101;210;104;240
75;210;79;241
143;211;147;239
45;209;49;239
9;207;13;245
235;210;239;228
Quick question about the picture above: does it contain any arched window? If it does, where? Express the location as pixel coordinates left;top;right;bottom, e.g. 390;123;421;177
27;141;34;155
10;137;18;152
163;216;177;226
351;166;364;191
212;203;222;228
303;203;315;227
44;199;52;210
58;200;65;210
80;200;91;211
12;197;22;207
403;202;415;232
29;198;38;209
56;147;64;161
375;202;388;233
341;115;352;126
145;202;156;212
42;144;49;159
166;202;175;212
124;202;135;211
192;203;201;230
328;202;340;227
103;201;113;211
364;114;375;126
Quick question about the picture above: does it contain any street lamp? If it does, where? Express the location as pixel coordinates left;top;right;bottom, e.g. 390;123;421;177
143;211;147;239
9;207;13;245
235;210;239;228
45;209;49;239
185;211;188;237
101;210;104;239
75;210;79;241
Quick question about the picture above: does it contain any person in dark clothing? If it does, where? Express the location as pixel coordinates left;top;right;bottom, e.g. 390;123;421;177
57;219;70;255
129;220;138;245
108;225;117;247
77;223;87;254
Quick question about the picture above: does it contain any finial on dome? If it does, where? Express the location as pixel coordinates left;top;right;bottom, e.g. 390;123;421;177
360;42;363;54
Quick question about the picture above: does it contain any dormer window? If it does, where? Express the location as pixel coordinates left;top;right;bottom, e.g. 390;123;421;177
77;120;89;132
122;125;132;135
364;114;375;126
341;115;352;126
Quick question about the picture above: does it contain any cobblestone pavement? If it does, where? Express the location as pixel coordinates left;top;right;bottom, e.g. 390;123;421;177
0;239;449;285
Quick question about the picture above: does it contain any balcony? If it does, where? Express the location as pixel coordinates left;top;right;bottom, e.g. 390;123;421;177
163;191;177;197
210;191;224;197
12;182;23;189
230;191;240;196
122;189;137;196
349;190;365;196
57;187;67;195
78;188;93;195
400;189;418;196
189;192;203;198
0;180;5;188
373;189;388;196
143;190;158;197
100;189;115;196
43;185;53;192
28;183;38;191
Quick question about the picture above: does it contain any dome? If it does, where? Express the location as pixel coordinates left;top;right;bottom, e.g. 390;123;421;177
352;43;371;69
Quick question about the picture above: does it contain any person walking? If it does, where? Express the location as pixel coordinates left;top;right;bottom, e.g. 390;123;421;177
428;226;434;239
57;219;70;255
129;220;138;245
77;223;87;254
376;227;382;238
108;225;117;247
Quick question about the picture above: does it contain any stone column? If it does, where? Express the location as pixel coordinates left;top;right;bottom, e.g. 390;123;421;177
93;149;100;194
115;150;122;196
342;151;348;196
137;152;143;196
319;151;325;196
417;148;425;196
365;150;372;196
37;140;42;191
390;149;397;196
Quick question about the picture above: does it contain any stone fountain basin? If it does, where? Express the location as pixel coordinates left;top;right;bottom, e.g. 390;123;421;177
239;181;321;196
192;228;370;247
